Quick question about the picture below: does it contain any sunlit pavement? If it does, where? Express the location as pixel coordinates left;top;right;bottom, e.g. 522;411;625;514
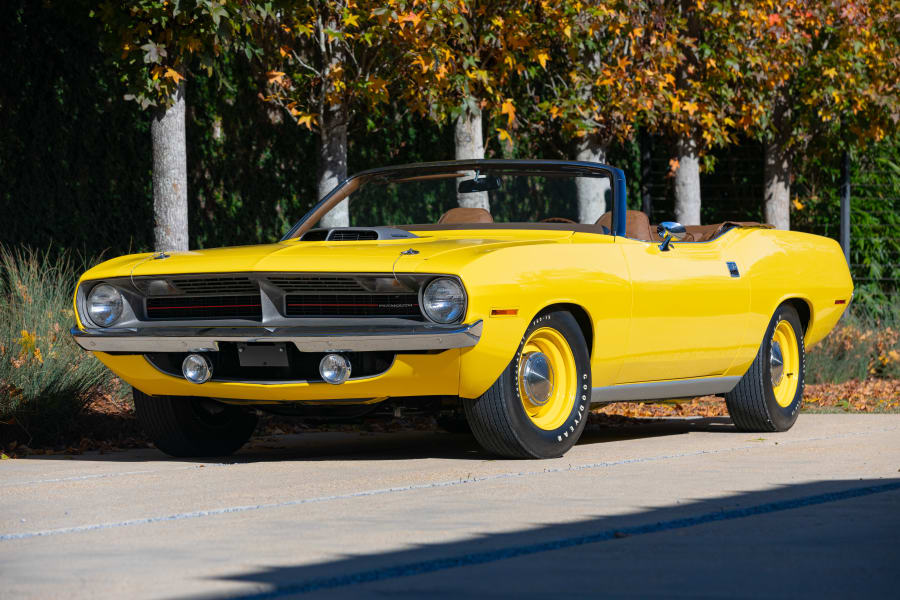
2;414;898;599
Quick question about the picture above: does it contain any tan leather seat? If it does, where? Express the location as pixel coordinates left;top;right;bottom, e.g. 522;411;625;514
595;212;772;242
682;221;771;242
438;207;494;224
595;210;654;241
682;224;720;242
595;211;612;233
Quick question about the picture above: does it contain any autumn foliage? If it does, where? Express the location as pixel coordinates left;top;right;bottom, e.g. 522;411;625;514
92;1;898;213
95;0;267;109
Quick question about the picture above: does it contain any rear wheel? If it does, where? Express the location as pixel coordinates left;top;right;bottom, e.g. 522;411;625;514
725;303;805;432
464;311;591;458
133;389;258;457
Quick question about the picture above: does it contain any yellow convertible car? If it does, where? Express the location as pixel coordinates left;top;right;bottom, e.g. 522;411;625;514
71;160;852;458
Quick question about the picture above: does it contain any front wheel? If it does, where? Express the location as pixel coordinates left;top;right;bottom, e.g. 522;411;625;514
464;311;591;458
133;390;258;457
725;303;805;432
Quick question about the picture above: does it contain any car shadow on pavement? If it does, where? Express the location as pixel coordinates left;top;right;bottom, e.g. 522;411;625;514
20;417;737;464
238;417;736;463
192;478;900;599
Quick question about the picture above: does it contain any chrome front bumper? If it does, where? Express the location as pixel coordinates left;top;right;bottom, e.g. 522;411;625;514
70;321;483;353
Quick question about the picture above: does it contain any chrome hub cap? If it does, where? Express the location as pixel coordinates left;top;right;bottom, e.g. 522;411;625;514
520;352;554;406
770;340;785;387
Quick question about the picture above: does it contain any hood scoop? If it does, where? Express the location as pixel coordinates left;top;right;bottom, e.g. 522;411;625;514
301;227;418;242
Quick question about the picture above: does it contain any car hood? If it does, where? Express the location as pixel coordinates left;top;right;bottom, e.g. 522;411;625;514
80;230;574;281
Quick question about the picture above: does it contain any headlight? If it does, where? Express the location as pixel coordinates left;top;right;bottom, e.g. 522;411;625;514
422;277;465;323
86;284;124;327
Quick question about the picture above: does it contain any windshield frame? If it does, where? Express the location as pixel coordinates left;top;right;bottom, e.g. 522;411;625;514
281;159;627;240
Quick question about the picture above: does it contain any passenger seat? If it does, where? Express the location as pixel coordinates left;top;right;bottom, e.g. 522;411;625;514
438;207;494;224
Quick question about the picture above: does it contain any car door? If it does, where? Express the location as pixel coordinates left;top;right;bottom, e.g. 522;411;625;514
615;233;751;383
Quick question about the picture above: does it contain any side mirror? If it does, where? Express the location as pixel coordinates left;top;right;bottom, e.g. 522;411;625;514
657;221;687;251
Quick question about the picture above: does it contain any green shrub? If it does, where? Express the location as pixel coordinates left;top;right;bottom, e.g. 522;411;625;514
806;299;900;384
0;247;118;439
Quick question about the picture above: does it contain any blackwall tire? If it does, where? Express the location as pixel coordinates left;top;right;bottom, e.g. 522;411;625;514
725;303;805;432
133;389;258;457
464;311;591;458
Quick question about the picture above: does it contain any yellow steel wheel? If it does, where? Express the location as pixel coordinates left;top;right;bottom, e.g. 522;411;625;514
770;319;800;408
518;327;577;430
465;310;590;458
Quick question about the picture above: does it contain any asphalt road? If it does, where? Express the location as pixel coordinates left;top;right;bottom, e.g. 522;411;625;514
2;414;899;599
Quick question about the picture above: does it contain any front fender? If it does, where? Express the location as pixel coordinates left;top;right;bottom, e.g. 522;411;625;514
444;234;629;398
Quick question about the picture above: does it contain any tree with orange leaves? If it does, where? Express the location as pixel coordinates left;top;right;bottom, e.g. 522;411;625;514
531;1;682;222
255;1;407;227
392;1;556;210
737;0;899;230
96;0;265;250
651;1;761;226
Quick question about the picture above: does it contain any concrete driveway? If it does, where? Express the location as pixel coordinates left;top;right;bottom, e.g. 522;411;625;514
2;414;898;599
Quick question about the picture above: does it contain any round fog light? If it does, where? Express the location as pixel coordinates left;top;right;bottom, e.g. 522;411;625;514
319;354;351;385
182;354;213;384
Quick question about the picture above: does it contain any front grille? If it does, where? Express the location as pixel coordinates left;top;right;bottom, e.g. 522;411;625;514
146;294;262;320
267;275;367;293
169;277;258;295
285;293;421;318
329;230;378;241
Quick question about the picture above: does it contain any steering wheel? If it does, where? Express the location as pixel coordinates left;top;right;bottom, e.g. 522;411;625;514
540;217;578;224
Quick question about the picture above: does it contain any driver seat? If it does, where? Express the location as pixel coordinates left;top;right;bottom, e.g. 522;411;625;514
438;207;494;224
595;210;654;241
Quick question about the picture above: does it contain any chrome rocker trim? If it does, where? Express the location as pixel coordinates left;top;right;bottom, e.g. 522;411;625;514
70;321;483;354
591;376;741;403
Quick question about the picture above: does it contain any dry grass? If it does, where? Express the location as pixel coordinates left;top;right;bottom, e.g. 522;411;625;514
0;248;121;447
806;305;900;383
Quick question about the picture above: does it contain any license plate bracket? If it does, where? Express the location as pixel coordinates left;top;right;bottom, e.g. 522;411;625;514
237;343;290;367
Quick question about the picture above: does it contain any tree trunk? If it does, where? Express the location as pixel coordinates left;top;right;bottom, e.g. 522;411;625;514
151;82;188;251
764;140;791;230
575;135;610;223
673;135;701;225
317;100;349;228
454;102;489;210
317;28;350;229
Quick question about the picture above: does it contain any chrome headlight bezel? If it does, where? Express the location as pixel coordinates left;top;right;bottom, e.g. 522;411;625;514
420;277;467;324
85;283;124;328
